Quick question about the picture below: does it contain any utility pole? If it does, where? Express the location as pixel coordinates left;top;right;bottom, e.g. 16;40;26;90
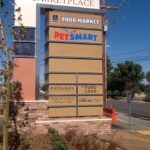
0;18;10;150
101;0;118;106
101;0;107;107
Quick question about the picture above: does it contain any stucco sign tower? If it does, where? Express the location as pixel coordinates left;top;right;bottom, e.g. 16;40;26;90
45;11;105;117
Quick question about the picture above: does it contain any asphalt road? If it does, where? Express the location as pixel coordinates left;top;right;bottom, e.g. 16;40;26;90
108;99;150;131
107;99;150;120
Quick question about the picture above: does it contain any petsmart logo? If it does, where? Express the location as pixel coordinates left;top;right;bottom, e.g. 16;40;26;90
54;29;97;41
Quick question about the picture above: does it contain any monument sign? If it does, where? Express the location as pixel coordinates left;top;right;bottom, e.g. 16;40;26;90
13;0;105;118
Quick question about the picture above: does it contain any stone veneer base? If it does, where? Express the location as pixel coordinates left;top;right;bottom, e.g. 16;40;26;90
12;100;112;135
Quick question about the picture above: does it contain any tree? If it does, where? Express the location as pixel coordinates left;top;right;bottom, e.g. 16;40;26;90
108;69;124;92
107;55;113;75
145;71;150;95
115;61;144;82
107;55;113;93
0;0;4;8
0;1;23;149
108;61;145;95
146;71;150;83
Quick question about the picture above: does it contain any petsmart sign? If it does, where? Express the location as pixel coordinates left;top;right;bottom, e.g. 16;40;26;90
49;28;103;44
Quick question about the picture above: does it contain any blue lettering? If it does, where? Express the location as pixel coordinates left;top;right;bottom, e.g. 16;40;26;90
83;34;88;40
93;35;97;41
69;33;97;41
70;34;75;40
75;34;82;40
88;34;93;40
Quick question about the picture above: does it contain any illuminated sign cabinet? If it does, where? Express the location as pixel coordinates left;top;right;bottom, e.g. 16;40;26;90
45;11;105;117
13;0;106;118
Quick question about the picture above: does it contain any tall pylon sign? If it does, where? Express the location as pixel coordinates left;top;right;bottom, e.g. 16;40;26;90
13;0;106;118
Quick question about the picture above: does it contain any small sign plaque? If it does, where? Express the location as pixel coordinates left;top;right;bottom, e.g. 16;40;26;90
49;85;76;95
49;96;76;106
78;85;103;95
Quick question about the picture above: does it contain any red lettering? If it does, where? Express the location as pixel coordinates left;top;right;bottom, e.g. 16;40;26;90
65;34;69;40
60;33;65;40
55;32;60;39
54;32;69;40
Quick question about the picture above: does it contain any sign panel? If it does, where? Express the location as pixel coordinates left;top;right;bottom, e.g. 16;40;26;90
78;107;103;116
78;85;103;95
49;108;76;117
48;59;103;73
48;85;76;95
78;96;103;105
47;43;103;58
49;96;76;106
78;75;103;84
47;74;76;83
48;11;102;29
15;0;100;27
48;28;103;44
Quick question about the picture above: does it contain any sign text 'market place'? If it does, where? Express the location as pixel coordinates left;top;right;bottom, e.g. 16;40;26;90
33;0;95;7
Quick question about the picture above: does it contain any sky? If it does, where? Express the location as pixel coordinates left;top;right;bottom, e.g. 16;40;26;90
107;0;150;73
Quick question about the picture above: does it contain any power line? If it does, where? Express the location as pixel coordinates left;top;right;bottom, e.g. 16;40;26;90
110;48;150;57
111;57;150;63
111;55;150;61
111;57;150;64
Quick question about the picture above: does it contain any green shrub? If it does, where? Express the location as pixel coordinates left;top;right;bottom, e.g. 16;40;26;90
143;93;150;102
121;91;126;97
113;96;121;100
145;85;150;94
48;128;68;150
113;90;120;97
107;90;113;98
18;131;33;150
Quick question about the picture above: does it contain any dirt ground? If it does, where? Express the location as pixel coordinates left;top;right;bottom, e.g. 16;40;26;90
109;129;150;150
0;129;150;150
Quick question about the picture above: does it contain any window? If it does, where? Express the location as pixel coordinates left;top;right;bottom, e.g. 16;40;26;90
14;27;35;41
14;42;35;56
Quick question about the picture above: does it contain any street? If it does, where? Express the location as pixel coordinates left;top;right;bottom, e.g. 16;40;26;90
107;99;150;119
108;99;150;132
